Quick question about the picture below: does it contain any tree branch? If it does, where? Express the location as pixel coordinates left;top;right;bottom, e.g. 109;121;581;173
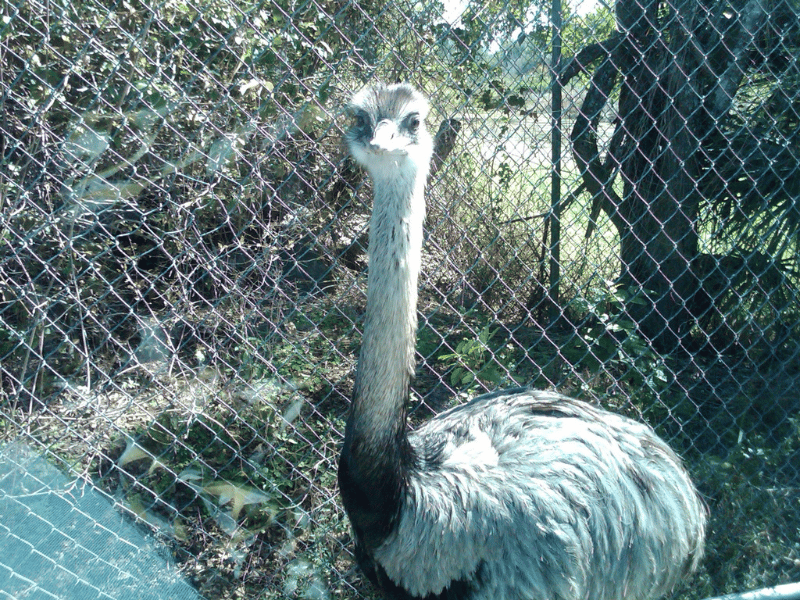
558;34;622;85
708;0;766;121
431;118;461;176
570;59;625;234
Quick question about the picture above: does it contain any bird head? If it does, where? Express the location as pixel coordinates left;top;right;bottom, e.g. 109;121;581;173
345;83;433;181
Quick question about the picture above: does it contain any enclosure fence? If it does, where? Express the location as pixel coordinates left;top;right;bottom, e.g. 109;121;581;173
1;0;799;597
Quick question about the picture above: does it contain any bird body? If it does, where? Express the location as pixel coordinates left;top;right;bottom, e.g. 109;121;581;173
338;83;706;600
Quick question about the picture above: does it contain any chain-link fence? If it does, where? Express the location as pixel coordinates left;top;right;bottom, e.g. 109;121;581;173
1;0;799;597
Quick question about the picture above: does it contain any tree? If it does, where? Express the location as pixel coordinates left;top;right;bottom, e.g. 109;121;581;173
562;0;800;351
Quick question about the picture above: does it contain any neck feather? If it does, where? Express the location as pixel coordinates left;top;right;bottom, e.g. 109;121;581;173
346;159;427;467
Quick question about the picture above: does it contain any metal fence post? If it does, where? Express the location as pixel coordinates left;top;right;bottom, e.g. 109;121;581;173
549;0;563;325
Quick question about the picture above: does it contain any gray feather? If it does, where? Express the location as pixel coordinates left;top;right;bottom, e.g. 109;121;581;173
374;391;705;600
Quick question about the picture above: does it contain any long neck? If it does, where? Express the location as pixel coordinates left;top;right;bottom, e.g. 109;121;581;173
348;163;427;456
340;159;428;536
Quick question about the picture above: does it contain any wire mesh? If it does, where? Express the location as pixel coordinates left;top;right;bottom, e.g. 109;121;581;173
1;0;799;597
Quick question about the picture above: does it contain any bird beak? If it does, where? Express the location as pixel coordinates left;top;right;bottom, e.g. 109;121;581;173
369;120;407;154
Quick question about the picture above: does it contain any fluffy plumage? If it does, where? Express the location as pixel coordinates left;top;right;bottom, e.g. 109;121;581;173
338;82;706;600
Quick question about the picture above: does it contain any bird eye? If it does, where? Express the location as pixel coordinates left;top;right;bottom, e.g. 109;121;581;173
406;114;420;134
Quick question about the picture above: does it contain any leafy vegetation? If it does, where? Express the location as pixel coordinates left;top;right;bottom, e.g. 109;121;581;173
2;0;799;597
